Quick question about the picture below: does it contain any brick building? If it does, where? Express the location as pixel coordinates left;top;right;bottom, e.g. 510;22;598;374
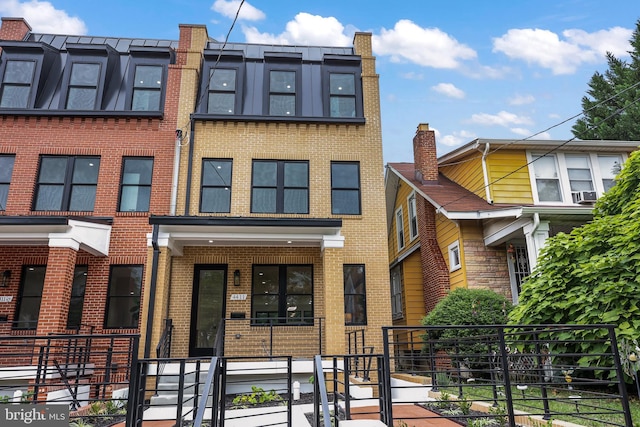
385;123;638;328
0;17;391;361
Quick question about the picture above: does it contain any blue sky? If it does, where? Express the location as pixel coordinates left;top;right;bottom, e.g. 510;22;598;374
1;0;638;162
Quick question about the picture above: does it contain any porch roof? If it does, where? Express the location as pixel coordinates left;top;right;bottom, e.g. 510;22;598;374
148;216;344;256
0;216;112;256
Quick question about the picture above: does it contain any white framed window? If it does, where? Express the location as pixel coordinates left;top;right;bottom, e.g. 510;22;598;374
390;264;403;320
448;241;461;272
528;152;627;204
395;207;405;250
407;192;418;240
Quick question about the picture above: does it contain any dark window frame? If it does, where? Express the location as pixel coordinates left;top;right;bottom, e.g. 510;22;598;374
198;50;245;115
0;59;37;109
0;154;15;211
118;157;154;212
390;264;403;320
125;49;173;112
251;264;314;325
66;265;88;330
344;264;367;326
331;161;361;215
322;59;364;118
200;158;233;213
33;155;100;212
104;264;143;329
251;160;309;214
263;59;302;117
13;265;46;330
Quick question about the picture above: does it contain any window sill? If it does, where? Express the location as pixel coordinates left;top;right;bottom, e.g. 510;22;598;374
193;113;366;125
115;211;150;217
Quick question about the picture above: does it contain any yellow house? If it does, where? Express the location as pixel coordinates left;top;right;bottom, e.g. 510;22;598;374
139;25;391;359
386;123;637;327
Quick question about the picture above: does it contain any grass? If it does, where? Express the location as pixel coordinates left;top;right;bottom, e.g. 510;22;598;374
436;383;640;427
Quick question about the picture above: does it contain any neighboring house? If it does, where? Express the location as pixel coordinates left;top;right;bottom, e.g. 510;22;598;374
386;123;637;327
138;28;390;358
0;17;184;348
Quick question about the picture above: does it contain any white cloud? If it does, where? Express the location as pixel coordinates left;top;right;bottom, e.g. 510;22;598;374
0;0;86;34
470;111;533;127
434;128;476;147
508;94;535;106
372;20;476;69
510;127;532;136
212;0;265;21
563;27;632;58
493;26;632;75
242;13;351;46
431;83;465;99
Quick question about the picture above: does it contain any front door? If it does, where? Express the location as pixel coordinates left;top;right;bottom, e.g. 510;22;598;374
189;265;227;357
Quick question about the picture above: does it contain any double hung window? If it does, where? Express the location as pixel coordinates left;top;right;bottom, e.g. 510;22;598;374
34;156;100;212
331;162;361;215
14;266;46;330
390;265;403;320
531;155;562;202
329;73;356;117
201;159;232;213
67;266;88;329
0;155;15;210
251;160;308;214
251;265;313;324
598;155;622;192
0;60;36;108
119;157;153;212
208;69;237;114
105;265;143;329
66;62;101;109
131;65;163;111
408;193;418;240
395;208;405;250
344;265;367;325
268;70;296;116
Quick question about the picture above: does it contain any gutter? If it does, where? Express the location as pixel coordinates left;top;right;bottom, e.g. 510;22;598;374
184;116;195;216
480;141;492;203
143;224;160;359
169;130;182;215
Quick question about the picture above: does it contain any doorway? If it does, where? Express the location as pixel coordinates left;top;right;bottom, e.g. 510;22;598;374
189;265;227;357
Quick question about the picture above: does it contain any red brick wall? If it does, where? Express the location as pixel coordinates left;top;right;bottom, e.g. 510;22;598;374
0;17;31;42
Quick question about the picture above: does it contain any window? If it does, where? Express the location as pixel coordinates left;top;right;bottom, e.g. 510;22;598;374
390;265;403;320
14;266;46;330
323;58;364;119
268;70;297;116
566;154;594;202
331;162;361;215
329;73;356;117
0;155;15;210
131;65;163;111
396;207;405;250
598;155;622;192
201;159;232;213
208;69;237;114
408;192;418;240
251;160;308;214
344;265;366;325
531;155;561;202
67;266;88;329
105;265;143;329
34;156;100;211
119;157;153;212
449;241;461;272
66;62;101;109
0;60;35;108
251;265;313;324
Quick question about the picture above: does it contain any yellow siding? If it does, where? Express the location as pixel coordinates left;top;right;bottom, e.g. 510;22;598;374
388;180;420;262
402;250;425;325
440;156;485;199
486;150;534;204
435;214;465;289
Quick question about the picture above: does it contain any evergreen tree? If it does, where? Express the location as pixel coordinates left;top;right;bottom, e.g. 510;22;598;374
572;19;640;140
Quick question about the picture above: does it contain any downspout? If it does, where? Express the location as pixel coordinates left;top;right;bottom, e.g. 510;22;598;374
169;130;182;216
184;116;195;216
143;224;160;358
481;142;492;203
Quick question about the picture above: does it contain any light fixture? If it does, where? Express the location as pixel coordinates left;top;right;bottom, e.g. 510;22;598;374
233;269;241;286
507;244;516;262
1;270;10;287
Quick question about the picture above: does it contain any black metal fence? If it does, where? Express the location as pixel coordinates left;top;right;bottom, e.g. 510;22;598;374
0;333;138;425
383;324;634;427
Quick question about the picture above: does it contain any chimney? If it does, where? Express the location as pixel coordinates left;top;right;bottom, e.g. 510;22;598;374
413;123;438;183
0;18;31;41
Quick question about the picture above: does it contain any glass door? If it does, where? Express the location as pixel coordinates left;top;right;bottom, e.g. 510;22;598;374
189;265;226;357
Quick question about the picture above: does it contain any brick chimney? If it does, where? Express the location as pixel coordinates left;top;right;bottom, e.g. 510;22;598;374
0;17;31;41
413;123;438;183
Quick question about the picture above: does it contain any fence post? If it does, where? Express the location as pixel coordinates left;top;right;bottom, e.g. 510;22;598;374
607;325;634;427
381;327;393;424
533;330;551;419
497;326;517;427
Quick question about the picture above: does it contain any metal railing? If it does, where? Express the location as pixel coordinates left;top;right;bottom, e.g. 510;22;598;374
382;324;634;427
346;328;375;381
312;355;333;427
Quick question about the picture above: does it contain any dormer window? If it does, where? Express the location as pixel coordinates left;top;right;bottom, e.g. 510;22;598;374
269;70;296;116
329;73;356;117
264;52;302;117
322;55;364;119
66;62;101;109
0;60;36;108
208;69;237;114
131;65;163;111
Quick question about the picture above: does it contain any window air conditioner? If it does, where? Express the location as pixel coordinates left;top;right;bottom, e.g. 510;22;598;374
572;191;597;204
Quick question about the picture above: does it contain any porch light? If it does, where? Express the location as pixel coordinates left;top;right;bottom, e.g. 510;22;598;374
233;269;240;286
1;270;10;287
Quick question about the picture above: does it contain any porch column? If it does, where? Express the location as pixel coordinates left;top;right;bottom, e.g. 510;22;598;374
37;246;77;335
139;244;172;358
322;245;345;354
523;218;550;271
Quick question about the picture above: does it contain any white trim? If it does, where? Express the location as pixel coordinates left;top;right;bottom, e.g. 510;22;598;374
395;206;405;251
407;191;418;241
448;240;461;272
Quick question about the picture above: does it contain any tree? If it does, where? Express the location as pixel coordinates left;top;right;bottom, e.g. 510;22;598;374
572;19;640;140
509;149;640;370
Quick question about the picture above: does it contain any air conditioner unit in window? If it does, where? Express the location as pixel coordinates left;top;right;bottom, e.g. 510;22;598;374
572;191;597;204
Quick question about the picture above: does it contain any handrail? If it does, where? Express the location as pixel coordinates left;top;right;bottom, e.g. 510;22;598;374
156;318;173;359
213;318;225;357
313;355;332;427
193;357;219;427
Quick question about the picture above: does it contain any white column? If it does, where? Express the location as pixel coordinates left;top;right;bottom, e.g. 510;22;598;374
523;218;550;271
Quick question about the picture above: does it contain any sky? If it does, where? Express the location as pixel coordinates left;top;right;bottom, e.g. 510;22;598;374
1;0;638;163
